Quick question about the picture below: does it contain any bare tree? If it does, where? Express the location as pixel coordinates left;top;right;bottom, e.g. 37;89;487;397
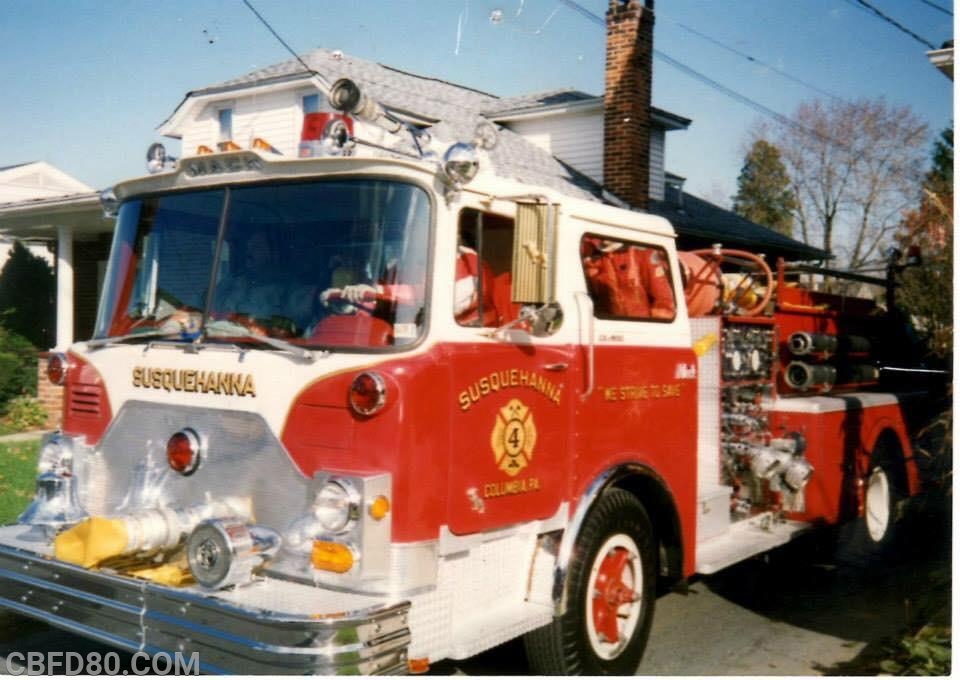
753;98;928;269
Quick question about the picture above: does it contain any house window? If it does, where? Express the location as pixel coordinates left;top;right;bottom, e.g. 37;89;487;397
581;234;676;321
302;93;320;114
217;108;233;142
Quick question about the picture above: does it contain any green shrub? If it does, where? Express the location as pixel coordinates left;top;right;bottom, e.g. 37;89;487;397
2;396;47;432
879;625;951;675
0;324;36;403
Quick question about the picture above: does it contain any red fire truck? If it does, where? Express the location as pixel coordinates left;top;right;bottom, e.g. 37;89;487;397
0;79;934;674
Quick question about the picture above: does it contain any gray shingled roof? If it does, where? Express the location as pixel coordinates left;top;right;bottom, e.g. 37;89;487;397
483;89;597;116
188;49;604;200
195;49;499;124
649;193;829;261
482;90;691;133
184;48;824;259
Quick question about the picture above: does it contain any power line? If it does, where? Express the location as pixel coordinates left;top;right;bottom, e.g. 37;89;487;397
652;49;833;145
240;0;329;88
916;0;953;17
556;0;605;25
659;15;844;102
848;0;938;49
555;0;845;147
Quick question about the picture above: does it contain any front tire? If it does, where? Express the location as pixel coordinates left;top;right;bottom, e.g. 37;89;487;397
524;489;656;675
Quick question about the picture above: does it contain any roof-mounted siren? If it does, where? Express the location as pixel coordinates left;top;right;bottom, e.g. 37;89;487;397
327;78;400;131
299;90;355;158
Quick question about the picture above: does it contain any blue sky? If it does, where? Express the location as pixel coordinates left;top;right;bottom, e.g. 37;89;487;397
0;0;953;205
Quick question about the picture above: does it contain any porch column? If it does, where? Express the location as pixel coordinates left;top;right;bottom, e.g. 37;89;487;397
55;225;74;350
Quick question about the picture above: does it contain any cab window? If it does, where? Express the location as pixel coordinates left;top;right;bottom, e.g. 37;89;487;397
580;234;676;321
455;209;521;327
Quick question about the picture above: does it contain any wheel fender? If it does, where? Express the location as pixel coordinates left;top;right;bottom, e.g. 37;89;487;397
861;421;918;496
551;463;679;616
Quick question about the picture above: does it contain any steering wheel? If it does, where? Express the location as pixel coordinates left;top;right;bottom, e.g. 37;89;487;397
320;287;389;315
689;248;773;317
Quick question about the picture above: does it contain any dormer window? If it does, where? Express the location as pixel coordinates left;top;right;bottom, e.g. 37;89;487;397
302;93;321;114
217;108;233;142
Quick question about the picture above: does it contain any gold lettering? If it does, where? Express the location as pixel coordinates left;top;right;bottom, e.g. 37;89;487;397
218;372;232;394
468;383;481;403
129;367;256;397
242;375;256;397
204;372;219;393
456;369;568;411
482;477;541;498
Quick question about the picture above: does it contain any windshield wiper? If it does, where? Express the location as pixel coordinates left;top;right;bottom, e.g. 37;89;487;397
203;320;322;363
86;328;188;349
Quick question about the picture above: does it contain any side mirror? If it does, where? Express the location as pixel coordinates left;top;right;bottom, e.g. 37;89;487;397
525;302;564;337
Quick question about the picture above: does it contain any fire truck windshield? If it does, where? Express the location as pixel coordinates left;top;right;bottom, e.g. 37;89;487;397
94;179;431;350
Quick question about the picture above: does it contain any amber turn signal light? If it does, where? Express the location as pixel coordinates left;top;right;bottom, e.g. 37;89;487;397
311;541;355;573
369;495;390;521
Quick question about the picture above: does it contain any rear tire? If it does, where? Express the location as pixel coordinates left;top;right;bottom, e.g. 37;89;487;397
862;453;907;554
838;438;909;566
524;489;655;675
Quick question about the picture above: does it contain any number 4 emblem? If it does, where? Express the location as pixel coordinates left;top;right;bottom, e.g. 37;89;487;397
491;398;538;477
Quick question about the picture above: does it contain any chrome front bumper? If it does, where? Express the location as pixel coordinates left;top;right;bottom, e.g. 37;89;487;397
0;529;410;674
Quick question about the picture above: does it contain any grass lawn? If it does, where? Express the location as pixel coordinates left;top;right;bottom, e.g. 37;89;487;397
0;440;39;525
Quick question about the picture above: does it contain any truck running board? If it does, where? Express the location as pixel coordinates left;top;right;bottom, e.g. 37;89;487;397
695;514;811;575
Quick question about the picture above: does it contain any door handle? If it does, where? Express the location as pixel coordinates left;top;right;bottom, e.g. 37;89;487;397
544;363;569;372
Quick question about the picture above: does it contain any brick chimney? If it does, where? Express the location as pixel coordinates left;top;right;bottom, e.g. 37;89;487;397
604;0;654;210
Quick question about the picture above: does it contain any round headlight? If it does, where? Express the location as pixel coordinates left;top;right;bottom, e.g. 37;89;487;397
46;352;70;386
167;428;203;476
313;481;357;534
349;371;387;417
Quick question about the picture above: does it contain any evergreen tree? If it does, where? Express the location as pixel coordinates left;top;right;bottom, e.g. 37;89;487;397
0;241;55;349
732;139;797;237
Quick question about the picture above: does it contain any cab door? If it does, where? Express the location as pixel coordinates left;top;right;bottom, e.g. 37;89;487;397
444;207;578;535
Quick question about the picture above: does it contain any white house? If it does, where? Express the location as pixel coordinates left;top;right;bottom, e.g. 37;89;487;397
0;0;825;427
156;7;823;260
